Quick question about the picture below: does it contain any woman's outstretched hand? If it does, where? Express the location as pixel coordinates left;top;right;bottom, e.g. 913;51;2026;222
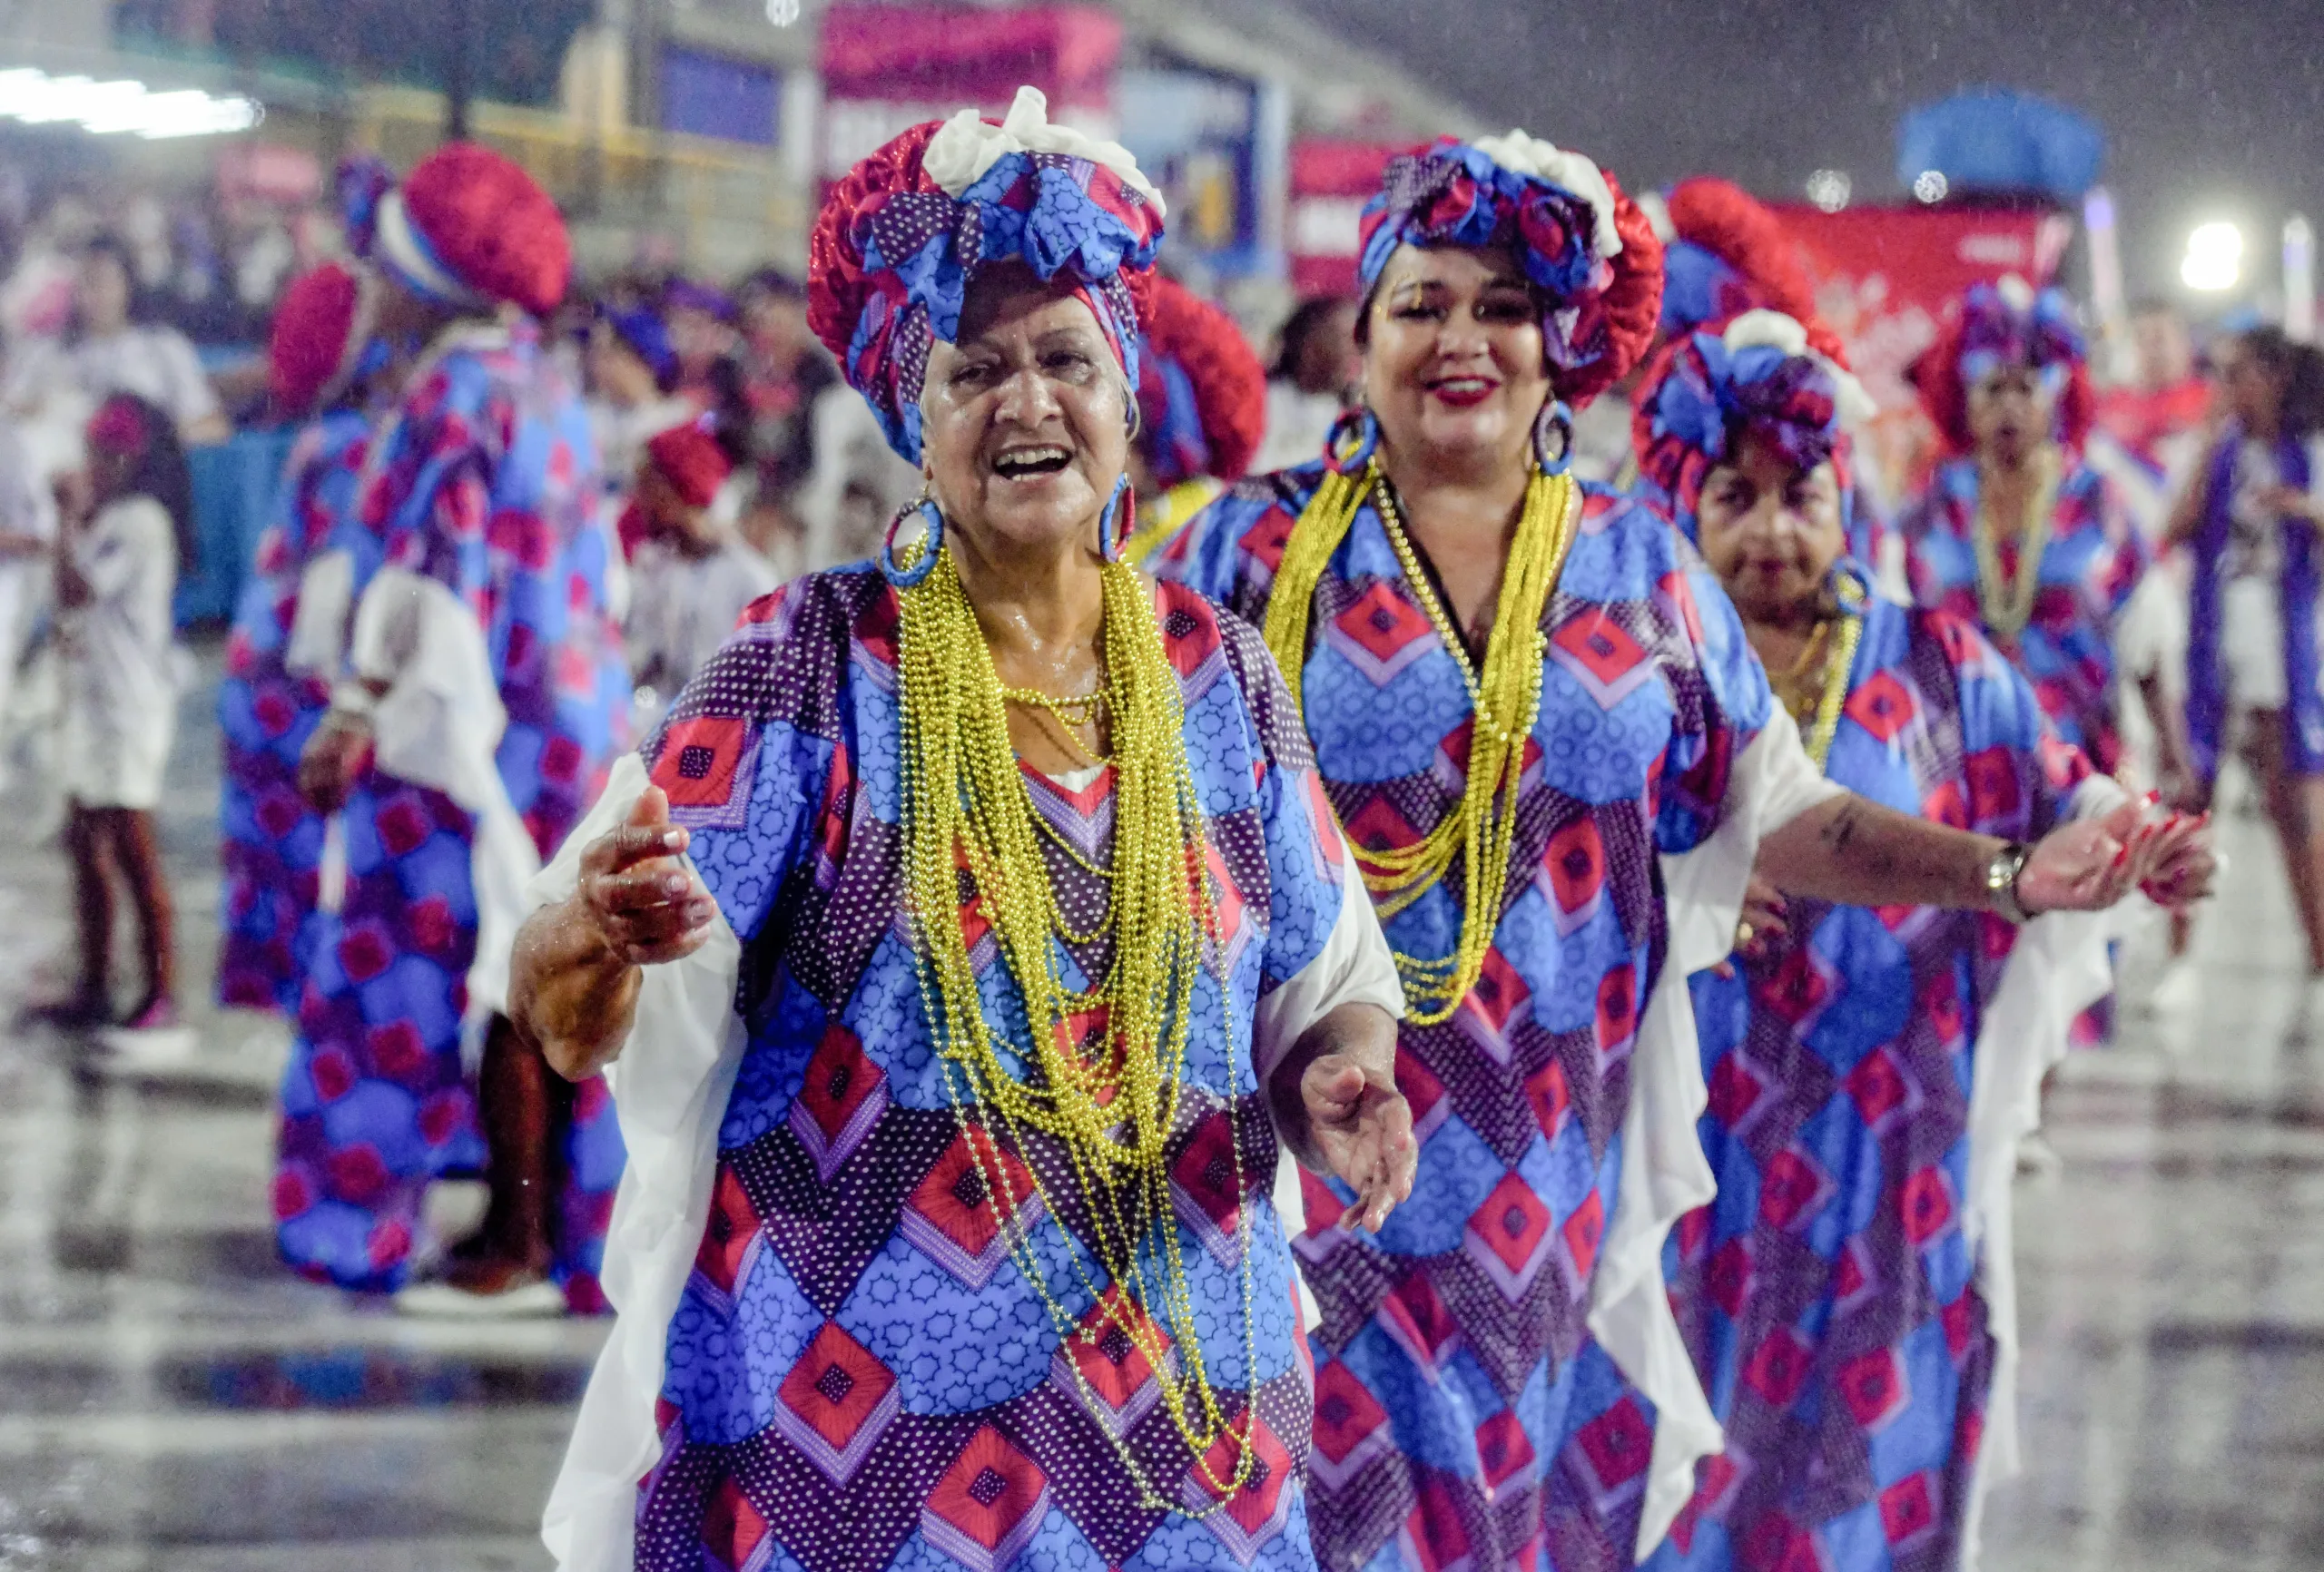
577;786;715;965
2019;797;2213;915
1299;1049;1417;1233
513;786;715;1080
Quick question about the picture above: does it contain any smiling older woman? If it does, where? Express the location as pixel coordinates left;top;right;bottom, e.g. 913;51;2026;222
1627;310;2211;1571
512;91;1416;1572
1160;134;2205;1570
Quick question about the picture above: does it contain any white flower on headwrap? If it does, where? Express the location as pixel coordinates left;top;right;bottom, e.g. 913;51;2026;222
923;85;1166;218
1470;129;1622;260
1722;309;1880;427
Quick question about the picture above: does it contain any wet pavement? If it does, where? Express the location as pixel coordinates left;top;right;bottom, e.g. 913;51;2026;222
0;652;2318;1571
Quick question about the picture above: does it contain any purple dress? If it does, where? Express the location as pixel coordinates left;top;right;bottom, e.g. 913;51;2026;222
617;569;1357;1570
1647;597;2090;1572
273;328;632;1304
1162;465;1777;1572
218;408;371;1015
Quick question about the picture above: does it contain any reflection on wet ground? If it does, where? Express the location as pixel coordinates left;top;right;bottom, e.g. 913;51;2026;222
2;663;2319;1569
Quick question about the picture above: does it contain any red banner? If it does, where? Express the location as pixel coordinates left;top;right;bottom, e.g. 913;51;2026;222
1773;202;2073;493
818;5;1122;182
1286;141;1399;298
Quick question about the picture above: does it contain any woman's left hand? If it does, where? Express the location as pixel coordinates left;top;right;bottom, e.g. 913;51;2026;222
2017;798;2204;915
1300;1053;1418;1233
2138;813;2218;910
299;712;374;813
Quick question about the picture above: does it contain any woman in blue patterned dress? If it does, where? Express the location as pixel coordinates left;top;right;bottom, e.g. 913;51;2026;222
281;144;631;1311
1626;312;2213;1571
509;91;1418;1572
1159;133;2208;1572
217;261;388;1016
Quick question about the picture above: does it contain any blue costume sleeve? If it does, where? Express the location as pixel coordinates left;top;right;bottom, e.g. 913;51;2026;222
1652;525;1779;856
1933;607;2096;842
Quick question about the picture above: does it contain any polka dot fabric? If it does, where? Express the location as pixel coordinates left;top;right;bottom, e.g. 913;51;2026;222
628;567;1352;1570
218;409;373;1016
1160;462;1773;1572
1647;598;2091;1571
273;329;631;1306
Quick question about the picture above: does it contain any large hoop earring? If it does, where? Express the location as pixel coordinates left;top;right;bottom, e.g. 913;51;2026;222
1531;399;1576;477
879;493;944;588
1324;406;1381;477
1098;474;1130;563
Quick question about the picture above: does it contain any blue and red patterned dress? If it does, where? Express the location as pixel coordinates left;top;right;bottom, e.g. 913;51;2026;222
1162;465;1781;1572
553;569;1364;1570
1898;459;2144;775
218;408;373;1015
1646;596;2092;1572
274;326;632;1305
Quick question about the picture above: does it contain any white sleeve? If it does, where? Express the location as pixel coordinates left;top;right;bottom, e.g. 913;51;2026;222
1594;703;1844;1563
1250;838;1406;1086
155;330;222;427
538;754;751;1572
1958;772;2135;1558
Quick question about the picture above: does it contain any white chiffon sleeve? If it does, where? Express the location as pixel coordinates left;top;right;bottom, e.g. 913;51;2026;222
1956;773;2135;1569
1591;705;1845;1562
537;754;752;1572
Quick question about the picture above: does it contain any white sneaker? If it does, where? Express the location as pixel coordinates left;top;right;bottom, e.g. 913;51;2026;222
395;1276;568;1320
96;1022;200;1071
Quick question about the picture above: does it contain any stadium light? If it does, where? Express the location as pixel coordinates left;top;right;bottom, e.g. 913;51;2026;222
1806;170;1851;213
2181;221;2243;292
0;66;261;138
1912;170;1948;204
765;0;802;23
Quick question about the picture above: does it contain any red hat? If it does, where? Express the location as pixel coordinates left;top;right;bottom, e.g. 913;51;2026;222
1137;275;1265;488
645;420;733;510
269;261;367;416
375;142;570;318
1660;178;1845;361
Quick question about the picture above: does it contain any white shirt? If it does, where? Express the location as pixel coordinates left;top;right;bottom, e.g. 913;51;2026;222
625;532;782;713
58;495;178;807
1253;379;1344;476
7;326;222;440
2224;434;2324;585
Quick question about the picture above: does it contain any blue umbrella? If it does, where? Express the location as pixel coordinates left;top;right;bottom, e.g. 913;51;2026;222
1896;88;2106;201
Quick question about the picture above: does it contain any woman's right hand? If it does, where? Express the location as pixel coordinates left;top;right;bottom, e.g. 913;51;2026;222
512;786;715;1081
577;786;715;965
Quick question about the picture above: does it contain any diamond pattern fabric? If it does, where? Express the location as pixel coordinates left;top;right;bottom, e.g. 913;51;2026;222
628;569;1351;1570
1160;460;1774;1571
1644;598;2091;1571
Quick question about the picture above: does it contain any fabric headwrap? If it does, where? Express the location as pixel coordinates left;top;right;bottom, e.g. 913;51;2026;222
270;260;377;416
368;142;573;319
1354;133;1663;407
807;85;1167;464
1634;309;1876;540
1136;274;1265;489
1915;278;2095;453
1655;177;1827;342
645;418;734;511
87;395;154;461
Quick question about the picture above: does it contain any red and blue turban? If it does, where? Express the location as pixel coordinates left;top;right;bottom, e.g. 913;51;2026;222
1654;177;1826;341
1135;274;1265;489
1355;133;1663;407
1914;279;2094;453
808;86;1166;464
1634;310;1875;537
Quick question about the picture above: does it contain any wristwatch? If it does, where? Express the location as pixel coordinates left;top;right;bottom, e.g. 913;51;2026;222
1984;840;2034;924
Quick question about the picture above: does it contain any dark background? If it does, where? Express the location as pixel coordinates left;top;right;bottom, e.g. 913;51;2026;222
1284;0;2324;301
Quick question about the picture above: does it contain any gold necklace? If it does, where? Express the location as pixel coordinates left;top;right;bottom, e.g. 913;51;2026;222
1972;447;2061;645
1798;573;1869;772
1263;456;1581;1024
892;541;1257;1507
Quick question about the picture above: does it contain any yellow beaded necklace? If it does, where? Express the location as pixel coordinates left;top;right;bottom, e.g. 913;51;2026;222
1769;572;1869;774
893;542;1258;1506
1264;457;1581;1024
1972;445;2061;647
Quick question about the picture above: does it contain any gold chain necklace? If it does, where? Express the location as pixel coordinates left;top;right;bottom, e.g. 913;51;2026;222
1972;447;2061;646
1263;457;1581;1024
893;542;1257;1508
